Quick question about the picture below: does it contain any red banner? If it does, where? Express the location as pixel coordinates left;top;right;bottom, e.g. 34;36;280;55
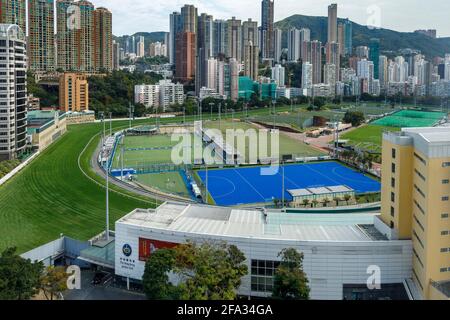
138;238;178;261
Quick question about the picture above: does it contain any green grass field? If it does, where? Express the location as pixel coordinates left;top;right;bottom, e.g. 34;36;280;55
0;122;152;253
204;120;325;158
372;110;446;127
135;172;191;198
341;125;400;152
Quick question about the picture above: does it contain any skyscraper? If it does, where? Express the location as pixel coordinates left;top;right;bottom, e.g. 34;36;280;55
0;24;27;160
57;0;95;73
326;42;340;80
196;13;214;93
327;3;338;43
0;0;26;32
112;40;120;70
261;0;274;60
273;28;282;63
181;4;197;33
93;7;112;72
337;23;345;56
244;41;259;81
302;62;313;95
369;38;380;79
311;40;322;84
242;18;258;60
271;64;285;87
28;0;55;72
379;55;388;88
213;19;227;57
229;58;239;101
343;19;352;55
175;31;196;82
137;36;145;57
227;17;242;62
287;28;300;62
169;12;182;64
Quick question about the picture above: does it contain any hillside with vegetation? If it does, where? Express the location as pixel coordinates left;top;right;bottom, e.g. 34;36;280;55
275;15;450;59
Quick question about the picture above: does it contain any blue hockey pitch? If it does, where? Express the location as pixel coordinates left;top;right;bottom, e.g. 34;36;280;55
196;161;381;206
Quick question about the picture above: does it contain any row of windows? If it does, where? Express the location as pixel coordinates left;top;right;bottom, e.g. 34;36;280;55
439;267;450;273
441;230;450;236
440;248;450;253
251;260;281;293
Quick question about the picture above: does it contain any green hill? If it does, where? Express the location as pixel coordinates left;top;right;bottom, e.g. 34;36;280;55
275;14;450;59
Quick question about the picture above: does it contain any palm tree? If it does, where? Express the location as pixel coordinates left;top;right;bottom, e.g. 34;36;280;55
312;199;319;208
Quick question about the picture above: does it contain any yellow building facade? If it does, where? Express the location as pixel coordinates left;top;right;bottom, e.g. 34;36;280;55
380;127;450;299
59;73;89;113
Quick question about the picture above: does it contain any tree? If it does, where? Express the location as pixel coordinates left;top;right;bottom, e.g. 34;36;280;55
0;247;43;300
142;249;178;300
343;111;365;127
142;241;248;300
40;266;68;300
311;199;319;208
344;194;352;205
174;242;248;300
272;248;310;300
323;198;331;207
302;199;310;208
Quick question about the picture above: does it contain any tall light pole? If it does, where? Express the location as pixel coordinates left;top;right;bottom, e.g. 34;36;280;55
219;103;222;130
109;112;112;137
281;162;285;209
209;102;214;121
272;99;276;129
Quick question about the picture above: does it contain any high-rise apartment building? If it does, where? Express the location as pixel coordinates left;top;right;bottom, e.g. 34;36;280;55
343;19;352;55
0;0;26;32
337;23;345;56
229;58;239;101
0;24;27;160
244;41;259;81
242;18;258;61
57;0;95;73
169;12;182;64
137;36;145;57
28;0;55;72
93;7;112;72
112;40;120;70
287;28;300;62
135;80;184;111
327;3;338;43
302;62;313;95
369;38;380;79
380;127;450;300
181;4;197;33
59;73;89;112
213;19;227;57
273;28;282;64
326;42;340;80
271;64;285;87
311;40;322;84
260;0;274;60
175;31;196;82
379;55;388;88
227;17;242;62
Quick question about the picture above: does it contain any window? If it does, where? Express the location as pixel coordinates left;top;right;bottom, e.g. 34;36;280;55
390;221;395;229
391;192;395;202
251;260;281;293
413;230;424;249
443;180;450;184
414;169;426;181
391;178;395;188
440;268;448;273
414;184;425;198
442;214;449;219
441;248;449;253
443;162;450;168
441;231;449;236
391;206;395;217
392;148;396;159
414;153;427;165
391;163;396;174
443;197;449;202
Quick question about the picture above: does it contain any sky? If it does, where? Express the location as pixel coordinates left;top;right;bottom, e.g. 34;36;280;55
93;0;450;37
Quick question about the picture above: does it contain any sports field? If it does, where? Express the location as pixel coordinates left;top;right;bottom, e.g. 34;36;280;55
196;161;381;206
341;125;400;152
372;110;445;127
134;172;191;198
112;133;199;168
204;120;325;158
